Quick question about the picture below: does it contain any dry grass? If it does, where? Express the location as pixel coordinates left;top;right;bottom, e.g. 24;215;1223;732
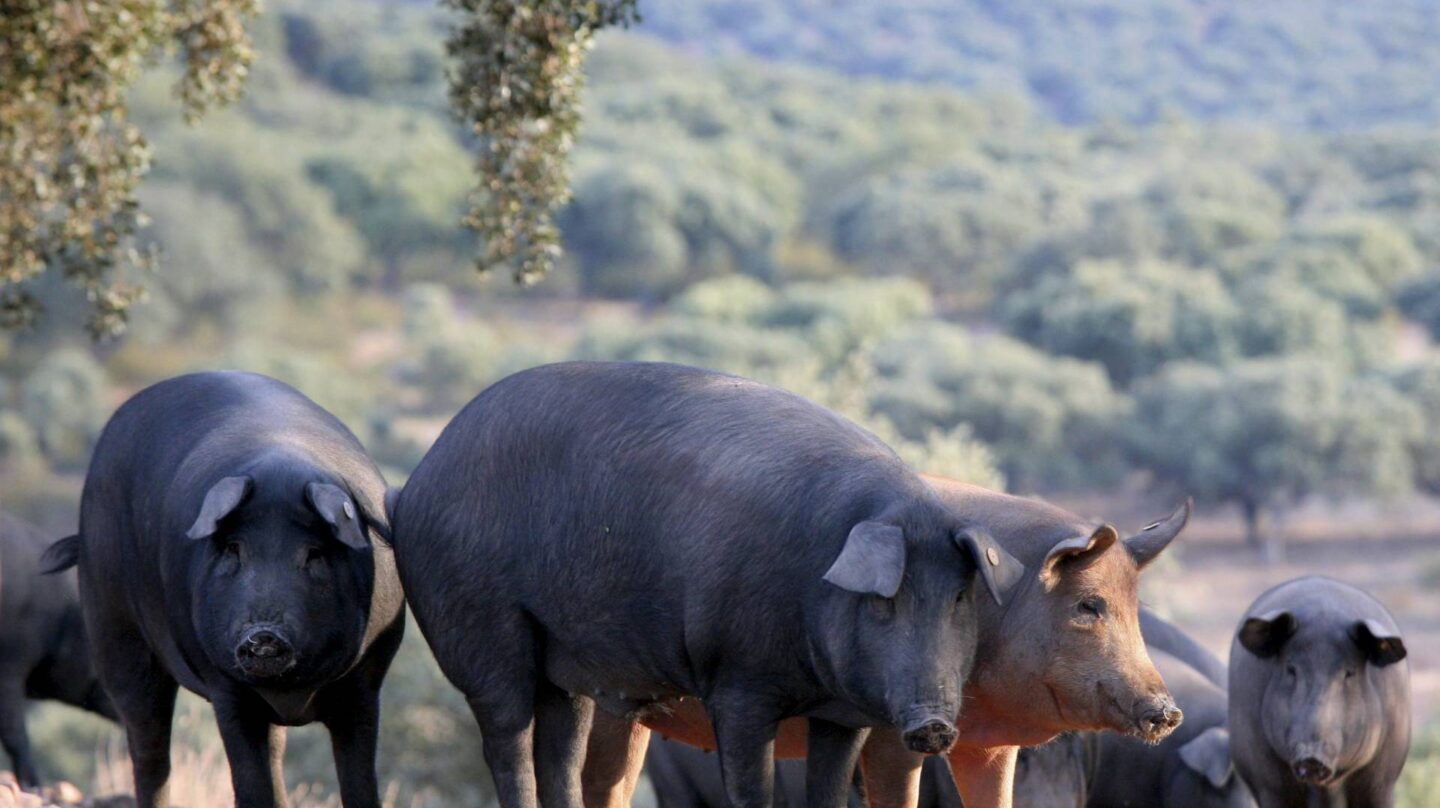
88;743;416;808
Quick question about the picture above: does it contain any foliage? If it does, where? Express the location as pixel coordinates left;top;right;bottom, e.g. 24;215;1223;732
17;348;110;470
445;0;638;283
1399;721;1440;808
0;0;259;336
1001;259;1240;386
1128;357;1421;549
638;0;1440;129
868;322;1126;492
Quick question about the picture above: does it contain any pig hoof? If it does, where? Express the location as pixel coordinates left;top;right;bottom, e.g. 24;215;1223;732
902;720;958;754
1292;757;1334;785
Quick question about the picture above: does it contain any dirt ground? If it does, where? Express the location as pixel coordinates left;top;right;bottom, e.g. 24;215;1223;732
1051;493;1440;727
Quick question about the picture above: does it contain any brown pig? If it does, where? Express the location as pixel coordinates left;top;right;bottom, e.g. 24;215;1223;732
581;476;1189;808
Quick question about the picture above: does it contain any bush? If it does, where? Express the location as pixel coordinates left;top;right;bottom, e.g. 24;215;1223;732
19;350;110;471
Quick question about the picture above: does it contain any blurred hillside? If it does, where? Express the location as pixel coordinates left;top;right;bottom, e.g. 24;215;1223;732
636;0;1440;129
2;1;1440;805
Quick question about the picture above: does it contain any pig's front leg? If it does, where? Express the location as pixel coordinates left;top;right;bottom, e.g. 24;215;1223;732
947;744;1018;808
805;718;868;808
709;690;782;808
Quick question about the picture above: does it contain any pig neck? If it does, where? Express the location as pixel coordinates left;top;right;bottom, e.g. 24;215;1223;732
953;575;1062;750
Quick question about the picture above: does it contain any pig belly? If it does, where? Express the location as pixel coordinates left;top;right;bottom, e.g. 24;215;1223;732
641;699;811;758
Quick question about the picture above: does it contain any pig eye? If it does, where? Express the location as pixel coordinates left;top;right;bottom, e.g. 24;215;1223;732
223;540;243;560
1285;664;1298;679
1077;597;1106;619
867;595;895;620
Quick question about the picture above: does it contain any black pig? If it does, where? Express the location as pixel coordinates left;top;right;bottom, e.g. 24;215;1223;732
391;361;1023;808
0;513;116;786
40;372;404;808
1228;576;1409;808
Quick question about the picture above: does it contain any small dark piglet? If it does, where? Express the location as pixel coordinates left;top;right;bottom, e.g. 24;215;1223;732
0;513;116;786
1228;576;1410;808
41;371;404;808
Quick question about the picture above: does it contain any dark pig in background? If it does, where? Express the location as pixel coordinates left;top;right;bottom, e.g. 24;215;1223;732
0;513;116;787
41;371;404;808
1228;576;1410;808
391;361;1024;808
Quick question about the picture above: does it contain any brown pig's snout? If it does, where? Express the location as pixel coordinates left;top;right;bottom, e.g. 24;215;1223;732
1136;693;1184;742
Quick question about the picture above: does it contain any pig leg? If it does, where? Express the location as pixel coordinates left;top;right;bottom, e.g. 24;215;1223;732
462;614;540;808
857;728;924;808
324;690;382;808
90;627;177;808
708;692;781;808
320;633;399;808
0;674;39;788
947;744;1018;808
213;690;290;808
805;718;868;808
581;709;650;808
533;683;595;808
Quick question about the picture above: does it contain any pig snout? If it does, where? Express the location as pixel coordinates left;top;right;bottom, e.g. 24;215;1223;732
901;717;959;755
1292;756;1335;785
235;625;297;678
1134;695;1183;743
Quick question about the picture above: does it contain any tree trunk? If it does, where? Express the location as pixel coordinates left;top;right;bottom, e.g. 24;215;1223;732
1242;499;1284;563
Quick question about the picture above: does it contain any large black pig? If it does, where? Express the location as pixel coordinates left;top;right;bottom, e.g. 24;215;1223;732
40;372;404;808
0;513;116;786
1228;576;1410;808
391;361;1024;808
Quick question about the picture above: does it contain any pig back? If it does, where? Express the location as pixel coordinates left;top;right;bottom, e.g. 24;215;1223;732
394;362;938;693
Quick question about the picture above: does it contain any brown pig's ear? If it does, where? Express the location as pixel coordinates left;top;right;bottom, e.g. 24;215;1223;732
1352;619;1407;667
954;528;1025;606
1238;610;1297;658
1039;524;1118;589
1124;498;1191;570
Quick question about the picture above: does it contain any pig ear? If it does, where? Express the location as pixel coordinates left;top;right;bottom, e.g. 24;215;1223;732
1238;610;1297;658
824;521;905;598
305;482;371;550
1039;524;1118;589
1352;619;1407;667
954;528;1025;606
1178;726;1234;790
186;476;253;540
1124;498;1190;570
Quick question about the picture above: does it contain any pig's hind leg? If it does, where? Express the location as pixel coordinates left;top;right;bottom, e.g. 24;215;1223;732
533;681;595;808
456;609;542;808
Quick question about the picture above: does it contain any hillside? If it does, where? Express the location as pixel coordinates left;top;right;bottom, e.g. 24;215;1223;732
638;0;1440;129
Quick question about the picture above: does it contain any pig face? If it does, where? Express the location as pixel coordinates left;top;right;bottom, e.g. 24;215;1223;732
1237;610;1406;787
1000;502;1189;744
819;509;1023;754
186;472;380;692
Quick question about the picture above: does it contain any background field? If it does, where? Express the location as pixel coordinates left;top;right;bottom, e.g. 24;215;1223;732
2;1;1438;805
